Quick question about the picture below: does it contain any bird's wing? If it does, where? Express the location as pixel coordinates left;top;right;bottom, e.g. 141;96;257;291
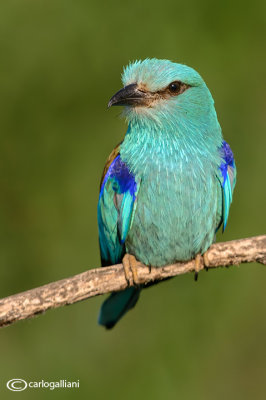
97;144;140;266
216;140;237;232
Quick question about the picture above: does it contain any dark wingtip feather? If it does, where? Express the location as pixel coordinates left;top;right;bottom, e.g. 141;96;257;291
98;287;141;329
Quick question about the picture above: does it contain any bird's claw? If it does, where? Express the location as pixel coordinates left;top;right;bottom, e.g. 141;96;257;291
122;254;141;286
203;251;210;271
194;251;210;281
194;254;203;281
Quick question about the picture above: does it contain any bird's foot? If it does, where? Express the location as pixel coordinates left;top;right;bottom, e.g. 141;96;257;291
194;251;210;281
122;254;141;287
194;254;204;281
203;252;210;271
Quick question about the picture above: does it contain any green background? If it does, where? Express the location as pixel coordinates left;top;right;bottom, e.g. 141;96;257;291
0;0;265;399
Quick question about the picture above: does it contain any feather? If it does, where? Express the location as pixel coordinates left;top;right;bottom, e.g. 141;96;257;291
218;141;237;231
98;287;141;329
97;148;140;328
98;151;139;266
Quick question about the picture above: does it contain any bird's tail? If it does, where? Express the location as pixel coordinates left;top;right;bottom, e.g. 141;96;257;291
98;287;141;329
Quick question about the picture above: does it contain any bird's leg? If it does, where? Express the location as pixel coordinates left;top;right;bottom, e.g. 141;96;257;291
122;254;141;286
194;254;204;281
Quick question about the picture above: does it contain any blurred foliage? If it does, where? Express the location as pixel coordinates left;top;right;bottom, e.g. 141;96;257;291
0;0;265;399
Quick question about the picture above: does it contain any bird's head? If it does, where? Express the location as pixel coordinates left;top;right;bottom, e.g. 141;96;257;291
108;58;217;130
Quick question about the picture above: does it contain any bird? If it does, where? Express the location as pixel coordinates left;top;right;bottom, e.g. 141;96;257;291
97;58;236;329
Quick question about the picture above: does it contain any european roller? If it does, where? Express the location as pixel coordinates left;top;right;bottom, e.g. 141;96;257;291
97;58;236;329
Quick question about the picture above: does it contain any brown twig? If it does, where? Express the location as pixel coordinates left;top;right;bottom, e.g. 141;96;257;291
0;235;265;328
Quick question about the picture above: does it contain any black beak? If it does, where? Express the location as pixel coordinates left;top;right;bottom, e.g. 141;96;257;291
108;83;147;108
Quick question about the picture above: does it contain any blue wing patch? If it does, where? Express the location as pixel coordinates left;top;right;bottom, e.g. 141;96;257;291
218;140;236;231
98;154;139;266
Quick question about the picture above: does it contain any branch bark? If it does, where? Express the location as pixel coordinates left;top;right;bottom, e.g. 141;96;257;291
0;235;265;328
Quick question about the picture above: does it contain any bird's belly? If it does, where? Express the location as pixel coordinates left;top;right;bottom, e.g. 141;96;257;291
126;167;221;266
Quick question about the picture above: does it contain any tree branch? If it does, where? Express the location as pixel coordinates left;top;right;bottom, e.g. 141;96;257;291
0;235;265;328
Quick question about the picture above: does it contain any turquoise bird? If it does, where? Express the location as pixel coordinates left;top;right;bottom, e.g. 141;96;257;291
97;59;236;329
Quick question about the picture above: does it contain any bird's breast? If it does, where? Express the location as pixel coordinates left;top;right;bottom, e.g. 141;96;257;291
124;152;221;266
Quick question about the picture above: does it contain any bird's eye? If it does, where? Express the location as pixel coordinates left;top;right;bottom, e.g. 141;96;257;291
168;81;181;93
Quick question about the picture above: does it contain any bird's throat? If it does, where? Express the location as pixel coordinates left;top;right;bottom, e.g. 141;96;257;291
120;119;222;178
